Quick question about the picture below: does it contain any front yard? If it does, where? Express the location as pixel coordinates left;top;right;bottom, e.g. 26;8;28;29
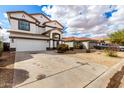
11;50;124;88
0;49;124;88
67;49;124;67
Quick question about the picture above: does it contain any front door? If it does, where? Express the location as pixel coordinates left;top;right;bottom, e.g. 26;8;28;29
52;33;61;49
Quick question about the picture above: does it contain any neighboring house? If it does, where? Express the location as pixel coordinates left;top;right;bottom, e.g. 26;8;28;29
7;11;64;51
63;37;97;49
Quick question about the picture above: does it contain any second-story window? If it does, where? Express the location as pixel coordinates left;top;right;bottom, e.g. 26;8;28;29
18;20;30;31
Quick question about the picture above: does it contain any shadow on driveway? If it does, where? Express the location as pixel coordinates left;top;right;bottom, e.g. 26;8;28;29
15;52;33;62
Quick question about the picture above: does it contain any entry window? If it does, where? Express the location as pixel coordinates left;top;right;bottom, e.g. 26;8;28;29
18;20;30;31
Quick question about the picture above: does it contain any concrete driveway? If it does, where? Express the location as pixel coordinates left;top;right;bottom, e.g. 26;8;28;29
12;51;108;88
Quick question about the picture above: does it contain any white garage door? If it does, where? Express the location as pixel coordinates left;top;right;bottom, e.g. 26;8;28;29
15;39;49;51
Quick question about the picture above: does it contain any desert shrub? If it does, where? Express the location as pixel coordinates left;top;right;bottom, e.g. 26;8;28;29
0;41;3;56
75;44;80;49
57;44;69;53
104;48;118;57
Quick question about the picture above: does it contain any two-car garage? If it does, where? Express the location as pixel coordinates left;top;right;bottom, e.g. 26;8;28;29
10;38;49;51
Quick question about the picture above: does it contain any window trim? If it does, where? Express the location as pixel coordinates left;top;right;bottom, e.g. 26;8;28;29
18;19;30;31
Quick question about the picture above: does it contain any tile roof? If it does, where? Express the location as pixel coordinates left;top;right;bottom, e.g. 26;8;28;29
63;37;97;41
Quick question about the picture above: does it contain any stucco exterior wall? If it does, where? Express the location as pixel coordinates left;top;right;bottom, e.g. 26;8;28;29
38;27;45;34
46;21;63;29
65;42;74;47
32;14;50;34
31;14;49;26
50;30;62;39
10;13;36;22
9;18;39;34
45;27;53;31
8;11;63;51
10;19;18;30
9;12;45;34
82;42;90;49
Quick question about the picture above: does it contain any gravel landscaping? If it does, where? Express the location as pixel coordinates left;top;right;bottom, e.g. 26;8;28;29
0;52;15;87
67;49;124;67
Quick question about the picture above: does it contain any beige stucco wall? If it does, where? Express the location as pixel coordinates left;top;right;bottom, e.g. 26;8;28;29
38;27;46;34
31;14;51;34
9;19;38;34
31;14;49;26
46;22;62;29
9;12;43;34
82;42;90;49
45;26;53;31
10;19;18;30
46;21;63;29
8;12;63;51
10;13;36;22
9;30;49;40
65;42;74;47
50;29;62;39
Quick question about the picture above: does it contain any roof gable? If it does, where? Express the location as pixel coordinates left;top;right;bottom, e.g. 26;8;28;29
44;20;64;29
7;11;40;23
42;28;63;35
31;13;51;21
31;13;50;26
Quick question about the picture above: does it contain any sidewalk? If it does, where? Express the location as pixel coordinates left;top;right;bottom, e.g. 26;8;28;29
86;59;124;88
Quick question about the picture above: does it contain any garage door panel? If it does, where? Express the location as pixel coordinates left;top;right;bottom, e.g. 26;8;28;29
15;39;48;51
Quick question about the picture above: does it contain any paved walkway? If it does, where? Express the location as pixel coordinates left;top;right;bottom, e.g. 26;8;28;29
86;59;124;88
12;51;108;88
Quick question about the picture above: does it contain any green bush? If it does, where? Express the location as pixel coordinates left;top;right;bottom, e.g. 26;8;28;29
104;48;118;57
0;41;3;56
57;44;69;53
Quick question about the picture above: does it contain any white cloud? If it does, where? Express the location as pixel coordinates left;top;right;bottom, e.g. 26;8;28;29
0;28;10;42
0;13;11;42
42;5;123;38
3;13;8;19
0;22;2;25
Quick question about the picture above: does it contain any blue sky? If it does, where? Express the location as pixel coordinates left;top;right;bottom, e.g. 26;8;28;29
0;5;124;41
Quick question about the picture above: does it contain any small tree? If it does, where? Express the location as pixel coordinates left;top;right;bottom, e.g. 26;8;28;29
108;29;124;45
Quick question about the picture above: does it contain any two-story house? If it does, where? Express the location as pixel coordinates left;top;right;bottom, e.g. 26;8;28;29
7;11;64;51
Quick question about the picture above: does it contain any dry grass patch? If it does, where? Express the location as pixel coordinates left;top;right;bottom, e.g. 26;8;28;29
68;50;124;67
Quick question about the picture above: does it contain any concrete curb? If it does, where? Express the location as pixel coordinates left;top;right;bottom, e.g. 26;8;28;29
86;59;124;88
